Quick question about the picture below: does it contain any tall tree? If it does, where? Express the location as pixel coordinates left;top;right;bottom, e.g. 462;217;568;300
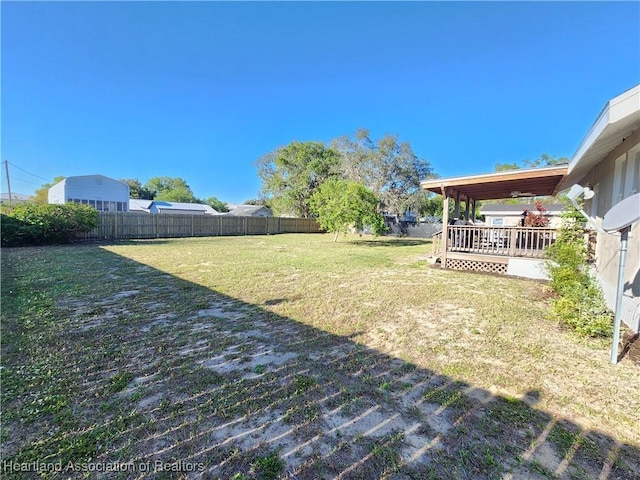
256;141;341;217
244;197;270;207
310;178;385;242
523;153;568;168
205;196;229;212
494;162;521;172
33;176;65;204
331;128;434;215
144;177;200;203
120;178;155;199
495;153;569;172
419;194;445;219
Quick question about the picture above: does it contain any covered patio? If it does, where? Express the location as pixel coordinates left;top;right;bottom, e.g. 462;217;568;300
421;165;568;277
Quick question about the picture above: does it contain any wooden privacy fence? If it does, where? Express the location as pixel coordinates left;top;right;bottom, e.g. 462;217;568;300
81;213;321;240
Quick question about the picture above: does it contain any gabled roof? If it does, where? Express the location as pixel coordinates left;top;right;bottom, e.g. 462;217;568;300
128;199;220;214
564;84;640;186
153;201;219;214
129;199;153;211
420;165;568;201
1;192;31;202
227;204;272;216
55;174;128;187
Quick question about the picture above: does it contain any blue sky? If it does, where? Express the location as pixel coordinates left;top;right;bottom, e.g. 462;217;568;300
2;2;639;203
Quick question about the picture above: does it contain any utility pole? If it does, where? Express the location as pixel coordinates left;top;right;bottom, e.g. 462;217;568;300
4;161;12;204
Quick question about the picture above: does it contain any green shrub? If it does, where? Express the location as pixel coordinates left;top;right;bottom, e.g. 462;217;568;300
250;452;284;480
545;208;612;337
1;203;99;247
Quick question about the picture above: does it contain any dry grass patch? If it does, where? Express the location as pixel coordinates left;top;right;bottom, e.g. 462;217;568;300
1;234;638;479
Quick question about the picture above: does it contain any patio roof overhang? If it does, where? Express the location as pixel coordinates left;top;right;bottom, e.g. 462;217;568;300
420;165;568;201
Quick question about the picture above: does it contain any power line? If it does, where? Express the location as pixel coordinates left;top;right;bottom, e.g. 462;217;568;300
7;161;52;183
9;175;42;186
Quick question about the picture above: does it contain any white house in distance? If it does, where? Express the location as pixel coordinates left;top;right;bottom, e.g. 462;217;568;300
480;203;566;228
1;192;31;204
129;199;219;215
48;175;129;212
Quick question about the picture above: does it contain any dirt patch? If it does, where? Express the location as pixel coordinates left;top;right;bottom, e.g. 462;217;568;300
620;331;640;365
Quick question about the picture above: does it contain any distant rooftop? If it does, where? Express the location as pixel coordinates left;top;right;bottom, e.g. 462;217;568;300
0;192;31;202
128;199;220;214
226;204;272;216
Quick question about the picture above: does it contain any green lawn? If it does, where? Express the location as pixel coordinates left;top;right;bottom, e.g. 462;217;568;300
2;234;639;479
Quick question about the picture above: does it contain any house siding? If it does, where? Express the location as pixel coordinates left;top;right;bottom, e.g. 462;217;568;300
48;175;130;211
483;213;564;229
47;181;66;204
577;131;640;331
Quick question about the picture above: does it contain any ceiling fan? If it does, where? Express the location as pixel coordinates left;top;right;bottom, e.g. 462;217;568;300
510;190;535;198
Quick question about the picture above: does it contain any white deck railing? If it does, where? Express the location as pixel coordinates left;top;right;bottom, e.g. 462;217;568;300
433;225;558;259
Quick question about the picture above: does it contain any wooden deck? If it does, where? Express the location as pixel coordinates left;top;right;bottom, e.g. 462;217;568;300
432;225;558;275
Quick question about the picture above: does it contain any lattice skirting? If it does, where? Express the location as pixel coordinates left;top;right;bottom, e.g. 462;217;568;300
445;258;508;274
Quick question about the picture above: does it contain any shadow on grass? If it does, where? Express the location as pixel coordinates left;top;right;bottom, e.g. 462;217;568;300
74;238;183;247
1;243;638;480
348;238;431;248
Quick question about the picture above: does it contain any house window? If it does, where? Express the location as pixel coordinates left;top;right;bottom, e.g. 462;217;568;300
96;200;103;210
491;218;504;226
613;154;627;203
89;200;96;208
589;183;599;218
613;144;640;203
627;145;640;196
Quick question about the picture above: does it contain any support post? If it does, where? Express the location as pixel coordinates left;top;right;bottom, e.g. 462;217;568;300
454;191;460;221
471;199;476;223
464;197;470;223
4;161;12;204
508;228;517;256
441;188;450;267
610;227;629;364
